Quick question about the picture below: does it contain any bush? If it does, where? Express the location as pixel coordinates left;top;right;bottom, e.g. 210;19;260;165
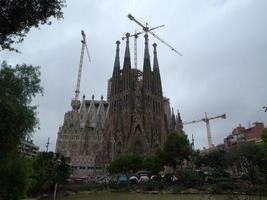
175;169;204;188
171;185;185;193
142;180;163;191
209;184;223;194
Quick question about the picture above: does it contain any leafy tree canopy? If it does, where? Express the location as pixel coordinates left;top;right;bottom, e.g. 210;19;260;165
0;61;42;199
0;156;33;200
195;149;226;169
261;128;267;144
161;132;192;167
30;152;70;195
0;0;66;52
0;61;43;162
107;154;143;174
143;155;164;174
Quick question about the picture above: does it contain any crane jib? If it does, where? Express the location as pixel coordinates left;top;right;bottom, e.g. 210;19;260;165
127;13;182;56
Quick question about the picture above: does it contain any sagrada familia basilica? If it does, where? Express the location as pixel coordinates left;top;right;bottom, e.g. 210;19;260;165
56;33;183;176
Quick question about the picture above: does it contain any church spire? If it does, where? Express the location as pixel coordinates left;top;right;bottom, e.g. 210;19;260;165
153;43;159;70
143;34;152;91
111;41;121;96
123;33;131;69
152;42;162;96
114;40;120;69
143;33;151;69
176;109;184;133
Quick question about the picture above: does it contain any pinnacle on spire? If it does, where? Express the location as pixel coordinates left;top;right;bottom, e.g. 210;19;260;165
176;109;184;131
114;40;120;68
171;107;176;131
143;34;151;68
171;107;175;117
123;33;131;68
153;43;159;70
177;109;182;123
144;33;150;59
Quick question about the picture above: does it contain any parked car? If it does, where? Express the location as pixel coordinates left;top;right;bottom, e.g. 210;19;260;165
118;175;128;186
162;174;178;183
139;175;149;183
129;176;139;185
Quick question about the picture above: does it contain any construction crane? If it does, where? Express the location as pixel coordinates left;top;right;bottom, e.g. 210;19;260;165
122;24;165;69
71;30;91;111
183;113;226;149
127;13;182;56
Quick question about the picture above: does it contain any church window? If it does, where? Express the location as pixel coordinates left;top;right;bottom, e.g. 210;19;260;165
116;141;122;156
133;140;143;155
72;143;77;149
118;100;122;110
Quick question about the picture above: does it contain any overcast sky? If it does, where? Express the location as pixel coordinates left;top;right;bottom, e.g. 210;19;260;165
1;0;267;151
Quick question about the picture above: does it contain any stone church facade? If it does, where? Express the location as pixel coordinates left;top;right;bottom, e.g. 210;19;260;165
56;34;183;176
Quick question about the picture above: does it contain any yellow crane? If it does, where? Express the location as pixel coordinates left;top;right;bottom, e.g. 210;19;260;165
183;113;226;149
71;30;91;111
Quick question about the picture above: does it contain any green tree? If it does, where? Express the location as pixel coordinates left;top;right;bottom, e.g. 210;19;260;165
106;154;143;174
225;142;266;182
160;132;192;168
196;149;226;169
0;61;42;199
261;128;267;144
1;156;33;200
143;155;164;174
0;61;42;162
0;0;66;52
29;152;70;195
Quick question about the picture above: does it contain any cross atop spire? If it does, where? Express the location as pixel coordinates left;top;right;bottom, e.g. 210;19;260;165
123;33;131;69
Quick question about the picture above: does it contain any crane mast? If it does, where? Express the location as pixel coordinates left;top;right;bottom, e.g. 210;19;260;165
71;30;91;111
183;113;226;149
75;30;86;100
204;112;213;148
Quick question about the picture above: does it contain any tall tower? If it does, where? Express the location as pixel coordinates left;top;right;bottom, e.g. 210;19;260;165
104;34;169;162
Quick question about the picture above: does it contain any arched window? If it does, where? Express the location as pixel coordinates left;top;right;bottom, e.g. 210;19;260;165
116;141;122;155
134;140;143;155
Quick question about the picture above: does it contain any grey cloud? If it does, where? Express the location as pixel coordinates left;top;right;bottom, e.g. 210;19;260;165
0;0;266;150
